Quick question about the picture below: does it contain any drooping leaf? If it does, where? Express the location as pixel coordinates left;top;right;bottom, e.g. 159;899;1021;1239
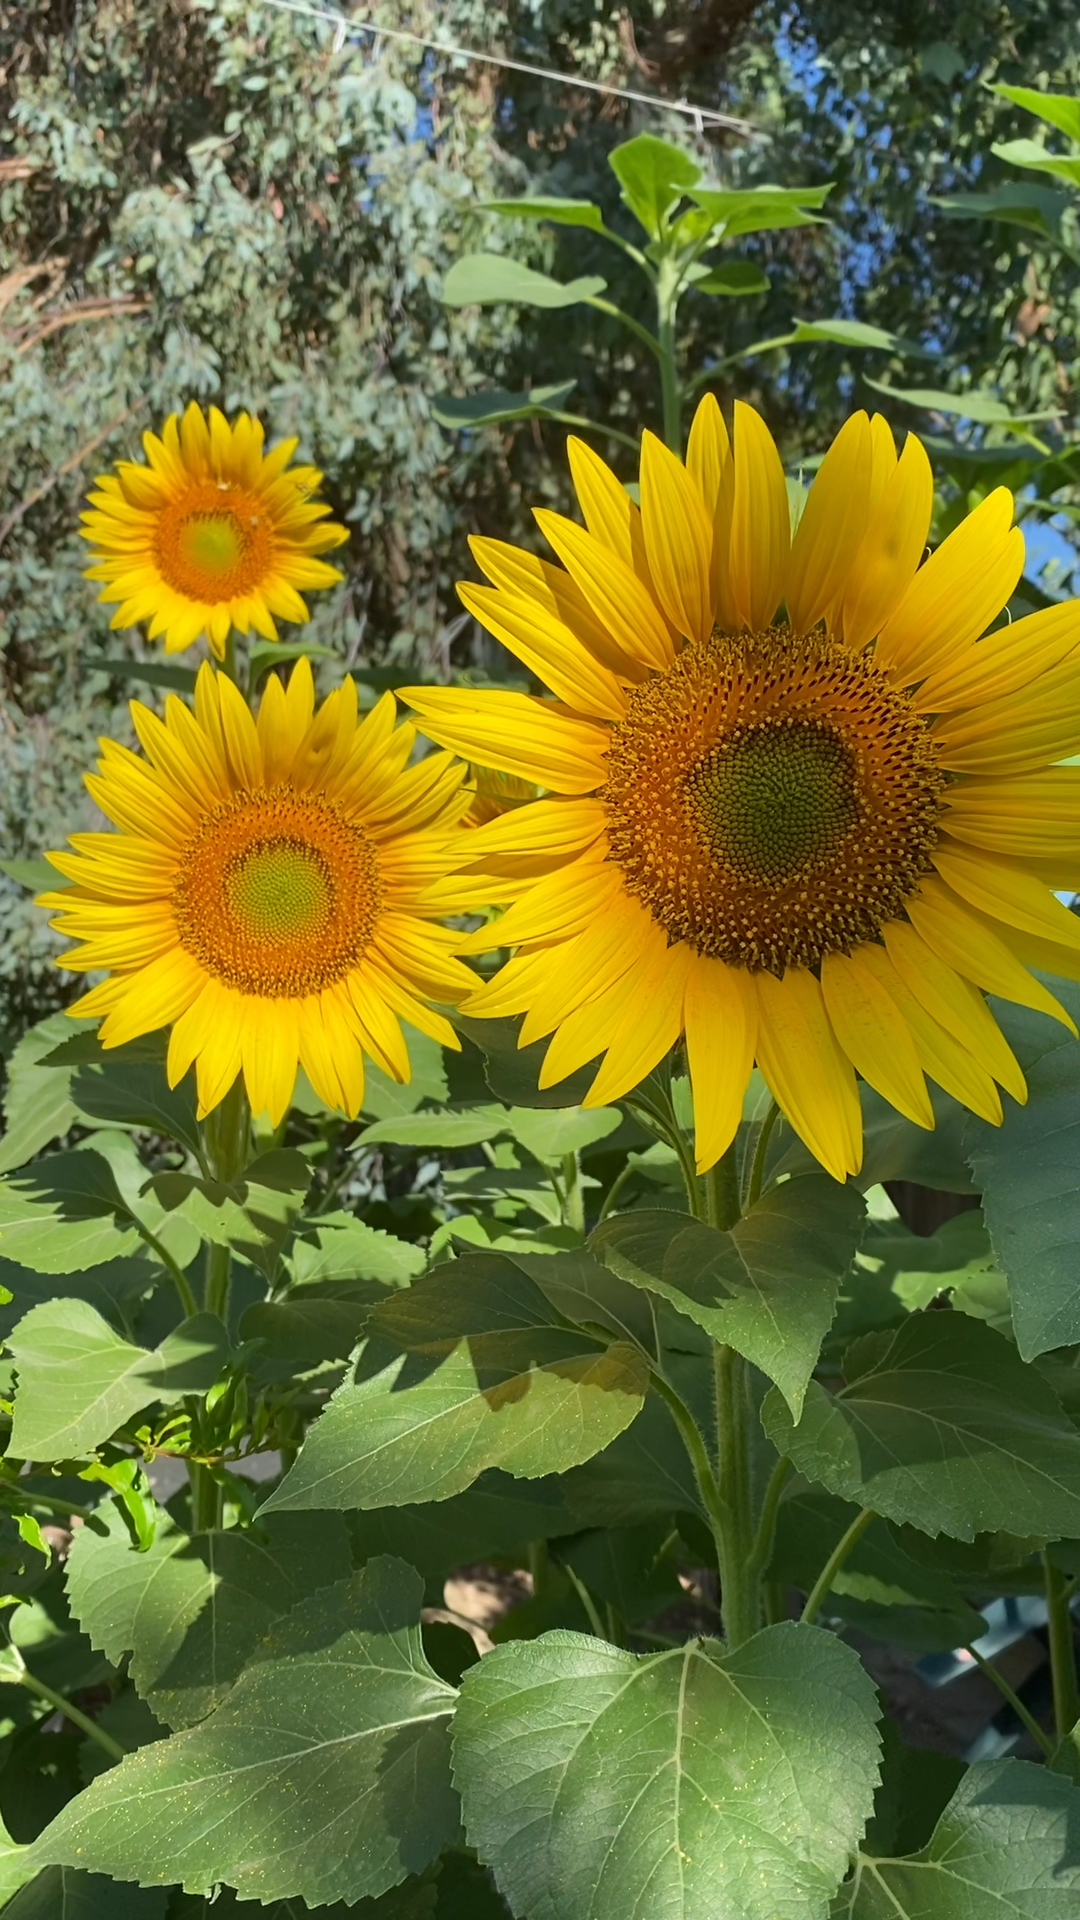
31;1560;460;1908
430;383;577;430
66;1502;353;1728
967;983;1080;1358
0;1253;157;1342
593;1175;865;1417
441;255;605;309
263;1252;649;1512
479;195;606;232
834;1756;1080;1916
608;132;701;237
68;1053;201;1160
8;1300;230;1459
763;1311;1080;1540
862;375;1059;441
453;1622;881;1920
0;1014;81;1175
502;1105;622;1164
789;316;914;352
0;1150;144;1273
991;82;1080;143
450;1015;599;1109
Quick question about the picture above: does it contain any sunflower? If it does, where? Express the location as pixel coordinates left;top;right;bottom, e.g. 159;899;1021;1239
404;401;1080;1181
81;402;349;656
38;661;475;1124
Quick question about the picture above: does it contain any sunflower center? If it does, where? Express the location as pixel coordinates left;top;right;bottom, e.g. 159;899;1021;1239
153;482;273;603
602;627;944;974
173;786;381;996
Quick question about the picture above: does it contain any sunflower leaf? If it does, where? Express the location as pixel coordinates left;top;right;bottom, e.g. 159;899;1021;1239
430;383;577;430
2;1870;167;1917
763;1310;1080;1540
30;1560;460;1908
834;1757;1080;1916
8;1299;230;1459
592;1174;865;1417
262;1252;650;1512
0;1013;82;1175
441;255;606;308
452;1622;881;1920
0;1149;145;1273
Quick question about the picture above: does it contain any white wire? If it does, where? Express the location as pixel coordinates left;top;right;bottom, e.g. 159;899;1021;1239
256;0;754;134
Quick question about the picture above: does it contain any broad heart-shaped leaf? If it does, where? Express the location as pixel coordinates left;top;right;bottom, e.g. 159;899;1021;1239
592;1175;865;1417
65;1502;352;1728
2;1869;167;1915
967;983;1080;1358
0;1013;81;1174
452;1621;881;1920
480;194;606;231
789;316;914;353
763;1311;1080;1541
287;1213;425;1287
503;1105;622;1164
356;1471;580;1577
441;254;606;308
31;1559;460;1907
0;1149;144;1272
608;131;701;236
8;1300;230;1459
263;1253;649;1512
0;1252;156;1342
834;1756;1080;1916
690;260;770;296
68;1052;201;1160
430;383;576;430
148;1148;310;1281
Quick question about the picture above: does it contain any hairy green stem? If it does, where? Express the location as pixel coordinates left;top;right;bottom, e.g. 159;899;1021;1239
713;1345;759;1646
189;1460;222;1533
563;1563;610;1642
1043;1551;1080;1741
702;1151;741;1232
17;1663;126;1761
204;1240;232;1325
650;1369;729;1543
964;1641;1054;1758
749;1454;793;1575
561;1151;585;1235
745;1100;781;1210
800;1507;875;1626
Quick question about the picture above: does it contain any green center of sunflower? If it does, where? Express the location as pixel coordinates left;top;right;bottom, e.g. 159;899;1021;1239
226;841;333;940
685;719;860;883
178;512;245;579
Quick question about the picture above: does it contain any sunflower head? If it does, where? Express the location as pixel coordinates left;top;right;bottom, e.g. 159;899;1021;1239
80;401;349;657
404;400;1080;1182
38;659;476;1125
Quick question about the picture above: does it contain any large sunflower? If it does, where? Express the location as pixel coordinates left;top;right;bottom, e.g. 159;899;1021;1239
404;401;1080;1180
81;402;348;656
38;661;475;1124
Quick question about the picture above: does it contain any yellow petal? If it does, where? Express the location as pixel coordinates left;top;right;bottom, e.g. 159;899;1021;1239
786;412;873;637
684;954;757;1172
535;508;675;671
840;431;933;650
728;401;790;632
639;430;713;643
584;939;692;1107
469;534;648;682
458;852;623;954
905;875;1076;1031
686;392;735;629
457;582;626;721
855;942;1003;1124
518;893;656;1045
915;600;1080;714
402;687;610;795
458;797;607;874
932;840;1080;952
755;967;862;1181
821;948;934;1127
881;919;1026;1103
874;489;1019;682
943;768;1080;862
96;947;204;1050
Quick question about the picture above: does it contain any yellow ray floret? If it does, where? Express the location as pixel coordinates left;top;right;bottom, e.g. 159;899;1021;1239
402;399;1080;1183
39;661;476;1124
80;401;349;657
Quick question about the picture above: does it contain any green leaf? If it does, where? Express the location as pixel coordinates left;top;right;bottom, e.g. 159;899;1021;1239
0;858;68;893
503;1105;622;1164
0;1808;32;1905
763;1312;1080;1540
31;1559;460;1907
991;137;1080;187
789;316;911;351
96;657;198;693
361;1024;448;1120
451;1015;600;1109
608;132;701;237
148;1148;310;1280
430;383;577;430
441;255;605;309
558;1518;684;1625
862;375;1059;438
68;1050;202;1159
247;640;336;685
173;1878;442;1917
686;182;832;239
992;83;1080;143
240;1295;371;1374
358;1105;508;1149
453;1621;880;1920
2;1869;167;1916
689;260;770;296
593;1175;865;1417
0;1150;144;1273
0;1253;156;1341
479;195;606;232
933;180;1073;240
835;1756;1080;1916
561;1388;706;1526
967;985;1080;1357
263;1253;649;1513
66;1502;352;1729
0;1014;81;1175
356;1471;580;1577
287;1214;425;1288
9;1300;230;1459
